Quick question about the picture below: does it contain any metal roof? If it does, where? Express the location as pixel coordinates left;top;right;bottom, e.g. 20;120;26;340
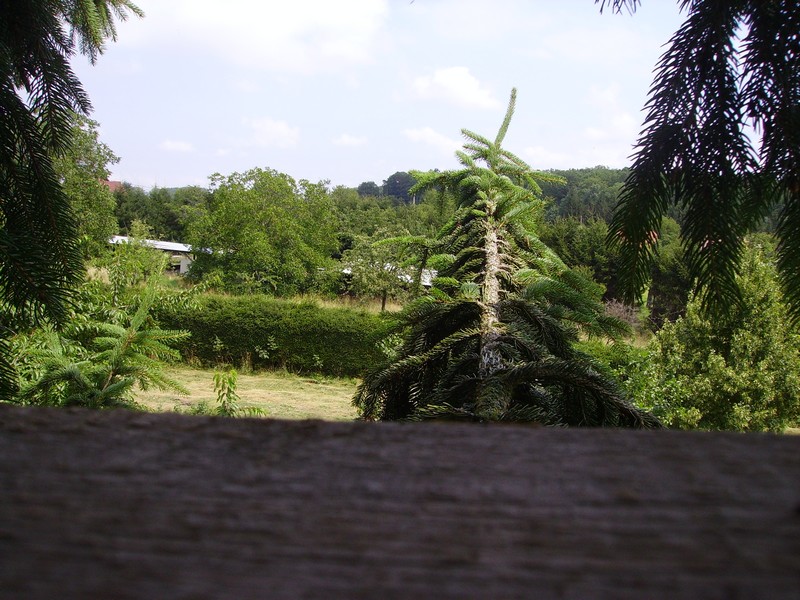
109;235;192;254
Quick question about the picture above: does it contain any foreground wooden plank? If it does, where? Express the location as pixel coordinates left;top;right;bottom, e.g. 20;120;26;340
0;406;798;599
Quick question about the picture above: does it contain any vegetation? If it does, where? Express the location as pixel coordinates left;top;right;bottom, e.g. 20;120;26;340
186;168;339;295
15;288;187;409
627;239;800;431
1;0;797;432
604;0;800;320
0;0;142;397
354;90;660;427
135;365;358;421
154;294;393;378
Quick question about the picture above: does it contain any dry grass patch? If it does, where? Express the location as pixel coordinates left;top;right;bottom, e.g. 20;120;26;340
135;366;359;421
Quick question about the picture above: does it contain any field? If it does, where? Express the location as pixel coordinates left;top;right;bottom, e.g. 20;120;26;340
135;366;359;421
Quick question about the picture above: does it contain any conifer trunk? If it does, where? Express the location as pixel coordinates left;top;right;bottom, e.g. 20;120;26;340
479;217;503;378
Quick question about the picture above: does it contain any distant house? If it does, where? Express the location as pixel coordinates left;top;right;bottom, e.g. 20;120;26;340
109;235;194;275
101;180;124;194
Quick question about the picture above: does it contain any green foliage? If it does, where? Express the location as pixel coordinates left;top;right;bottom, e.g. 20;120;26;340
53;114;120;258
102;221;169;303
342;234;410;310
114;185;210;241
606;0;800;320
383;171;417;204
539;217;624;300
0;0;141;398
540;166;629;223
15;289;188;409
355;89;659;428
186;168;339;296
627;241;800;431
356;181;381;197
646;218;692;328
154;294;393;377
211;368;265;418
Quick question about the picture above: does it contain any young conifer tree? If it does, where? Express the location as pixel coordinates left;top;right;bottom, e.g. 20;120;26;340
354;89;660;427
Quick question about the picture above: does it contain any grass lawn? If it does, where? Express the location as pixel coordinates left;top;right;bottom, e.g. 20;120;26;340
135;365;359;421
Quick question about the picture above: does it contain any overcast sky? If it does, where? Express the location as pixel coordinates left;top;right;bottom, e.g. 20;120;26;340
72;0;686;190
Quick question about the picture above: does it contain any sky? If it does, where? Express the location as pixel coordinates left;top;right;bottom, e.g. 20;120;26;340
72;0;687;190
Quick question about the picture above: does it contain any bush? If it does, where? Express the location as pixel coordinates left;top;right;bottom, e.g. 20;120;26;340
154;293;394;377
624;241;800;432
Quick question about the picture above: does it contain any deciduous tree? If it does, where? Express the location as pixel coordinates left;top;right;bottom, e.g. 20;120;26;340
187;168;338;295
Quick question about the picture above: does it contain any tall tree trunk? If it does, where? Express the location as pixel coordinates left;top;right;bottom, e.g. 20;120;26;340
479;220;503;379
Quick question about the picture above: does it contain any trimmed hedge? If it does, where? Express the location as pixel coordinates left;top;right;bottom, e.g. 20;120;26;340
155;294;394;377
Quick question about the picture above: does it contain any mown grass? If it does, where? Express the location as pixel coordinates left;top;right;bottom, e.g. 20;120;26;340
135;365;359;421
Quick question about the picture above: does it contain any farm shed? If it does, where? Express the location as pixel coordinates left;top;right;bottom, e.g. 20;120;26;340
109;235;194;274
0;406;798;599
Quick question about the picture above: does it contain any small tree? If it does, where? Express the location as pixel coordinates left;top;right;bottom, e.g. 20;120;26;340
628;238;800;432
354;90;660;427
342;234;409;310
16;290;188;409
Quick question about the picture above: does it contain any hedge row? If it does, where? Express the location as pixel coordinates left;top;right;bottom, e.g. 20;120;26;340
155;294;394;377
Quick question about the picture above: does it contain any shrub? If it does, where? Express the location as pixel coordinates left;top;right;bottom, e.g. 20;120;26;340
624;241;800;432
154;294;394;377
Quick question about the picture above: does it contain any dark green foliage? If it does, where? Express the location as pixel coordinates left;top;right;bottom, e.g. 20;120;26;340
539;217;624;301
383;171;417;204
540;167;628;223
646;218;691;328
154;294;393;377
356;181;381;197
355;89;660;428
114;184;210;241
626;239;800;431
0;0;141;398
605;0;800;321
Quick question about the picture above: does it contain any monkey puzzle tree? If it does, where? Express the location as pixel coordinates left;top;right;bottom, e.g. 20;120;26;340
0;0;142;398
600;0;800;319
354;90;660;427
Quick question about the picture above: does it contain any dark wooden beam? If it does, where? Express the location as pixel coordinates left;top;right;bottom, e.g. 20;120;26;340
1;406;798;598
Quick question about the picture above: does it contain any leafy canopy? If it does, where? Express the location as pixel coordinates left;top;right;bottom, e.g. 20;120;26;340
186;167;339;295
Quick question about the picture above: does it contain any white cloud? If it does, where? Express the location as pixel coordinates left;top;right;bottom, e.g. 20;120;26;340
243;117;300;148
141;0;388;73
160;139;194;153
412;67;501;110
333;133;367;147
404;127;461;156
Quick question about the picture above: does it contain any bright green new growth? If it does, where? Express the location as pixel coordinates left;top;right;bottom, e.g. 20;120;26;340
212;368;266;418
17;289;188;409
354;89;660;427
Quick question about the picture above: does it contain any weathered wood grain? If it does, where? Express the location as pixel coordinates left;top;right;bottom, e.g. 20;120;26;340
0;406;798;599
